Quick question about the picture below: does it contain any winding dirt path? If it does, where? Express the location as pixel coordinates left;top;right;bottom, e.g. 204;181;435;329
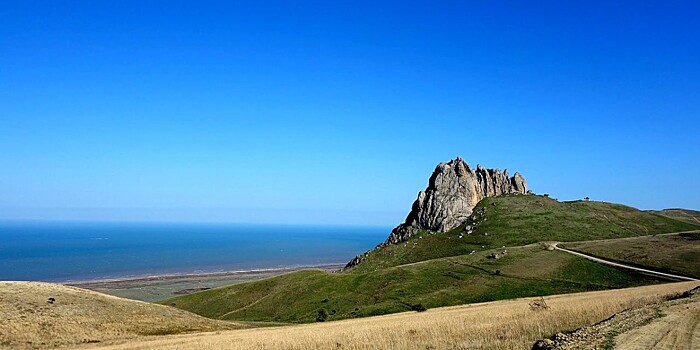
218;292;273;319
552;243;698;282
552;240;699;349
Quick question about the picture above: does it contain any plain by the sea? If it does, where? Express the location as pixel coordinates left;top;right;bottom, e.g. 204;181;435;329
0;221;388;282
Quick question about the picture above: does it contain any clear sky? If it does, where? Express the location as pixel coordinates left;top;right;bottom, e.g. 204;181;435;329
1;1;699;226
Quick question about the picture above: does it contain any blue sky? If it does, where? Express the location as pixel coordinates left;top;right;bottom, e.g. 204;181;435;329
1;1;699;225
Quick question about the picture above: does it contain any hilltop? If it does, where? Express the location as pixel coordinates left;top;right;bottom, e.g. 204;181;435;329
347;195;697;272
0;281;242;349
376;157;528;248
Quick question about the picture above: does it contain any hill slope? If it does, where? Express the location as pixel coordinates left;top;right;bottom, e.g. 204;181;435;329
651;208;700;225
165;245;664;323
164;195;698;323
351;195;698;272
102;282;700;350
0;281;241;349
562;231;700;279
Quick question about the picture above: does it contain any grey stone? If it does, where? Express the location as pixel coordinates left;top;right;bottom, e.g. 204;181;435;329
385;157;528;244
345;157;529;268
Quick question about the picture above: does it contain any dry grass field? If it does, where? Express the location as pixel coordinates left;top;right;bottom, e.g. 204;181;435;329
0;282;243;349
85;281;699;350
652;209;700;226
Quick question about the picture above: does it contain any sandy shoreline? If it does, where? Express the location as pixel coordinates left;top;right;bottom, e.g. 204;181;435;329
67;263;344;286
67;263;344;302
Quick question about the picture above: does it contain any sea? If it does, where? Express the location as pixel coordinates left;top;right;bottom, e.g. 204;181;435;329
0;221;388;282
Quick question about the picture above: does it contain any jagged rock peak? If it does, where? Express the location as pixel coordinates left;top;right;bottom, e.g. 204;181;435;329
384;157;528;245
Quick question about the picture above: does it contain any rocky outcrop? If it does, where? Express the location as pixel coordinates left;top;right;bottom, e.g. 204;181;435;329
383;157;528;245
345;157;528;269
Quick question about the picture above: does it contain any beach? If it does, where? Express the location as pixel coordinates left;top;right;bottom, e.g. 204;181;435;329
69;264;344;302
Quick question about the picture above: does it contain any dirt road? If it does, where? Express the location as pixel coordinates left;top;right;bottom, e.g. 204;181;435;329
531;242;700;349
615;297;700;350
553;243;698;282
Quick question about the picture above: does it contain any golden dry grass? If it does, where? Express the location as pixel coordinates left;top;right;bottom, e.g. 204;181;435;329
86;281;699;350
0;281;243;349
614;294;700;350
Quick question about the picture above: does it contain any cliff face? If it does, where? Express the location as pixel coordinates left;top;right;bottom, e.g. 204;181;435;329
384;157;528;245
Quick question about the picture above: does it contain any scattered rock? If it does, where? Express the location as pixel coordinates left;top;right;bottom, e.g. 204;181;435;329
345;253;369;268
486;250;507;260
530;289;700;349
531;339;556;350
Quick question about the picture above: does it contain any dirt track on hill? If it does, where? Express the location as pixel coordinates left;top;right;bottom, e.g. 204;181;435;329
531;239;700;350
615;297;700;350
553;242;698;282
531;286;700;350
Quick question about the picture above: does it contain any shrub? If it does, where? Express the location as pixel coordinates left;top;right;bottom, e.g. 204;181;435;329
316;309;328;322
411;304;427;312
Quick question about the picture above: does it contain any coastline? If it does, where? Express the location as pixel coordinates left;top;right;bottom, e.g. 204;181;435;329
68;263;344;302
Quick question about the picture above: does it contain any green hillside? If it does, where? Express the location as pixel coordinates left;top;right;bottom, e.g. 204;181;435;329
163;195;699;323
563;231;700;279
352;195;698;272
163;245;660;323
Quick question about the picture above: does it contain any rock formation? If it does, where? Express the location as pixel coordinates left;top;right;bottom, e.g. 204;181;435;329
345;157;528;269
384;157;528;244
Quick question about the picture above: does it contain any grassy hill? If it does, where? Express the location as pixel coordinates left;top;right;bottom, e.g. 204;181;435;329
0;281;242;349
164;195;699;323
164;245;663;323
121;283;700;350
651;208;700;226
352;195;698;272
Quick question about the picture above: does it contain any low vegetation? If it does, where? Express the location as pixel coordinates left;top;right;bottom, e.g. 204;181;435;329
562;231;700;279
94;282;700;350
165;195;697;323
651;208;700;225
0;282;242;349
164;244;664;323
4;195;699;349
353;195;698;271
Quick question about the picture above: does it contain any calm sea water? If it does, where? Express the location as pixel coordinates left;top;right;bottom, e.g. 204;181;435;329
0;221;388;282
